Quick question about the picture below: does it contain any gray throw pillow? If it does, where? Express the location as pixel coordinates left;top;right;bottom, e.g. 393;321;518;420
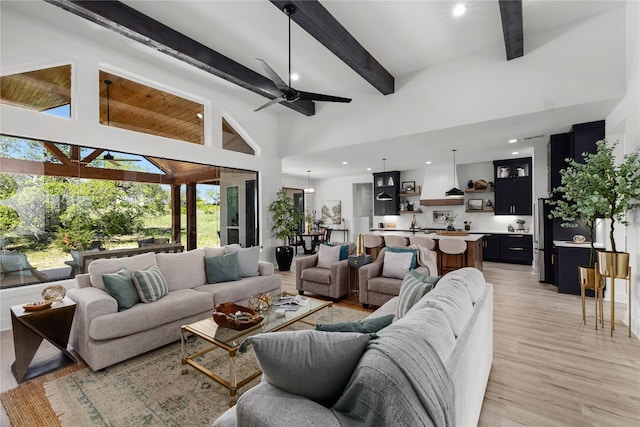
245;330;369;405
224;245;260;277
395;270;439;319
204;252;240;283
316;314;394;333
381;251;413;279
317;244;341;269
102;267;139;311
132;265;169;303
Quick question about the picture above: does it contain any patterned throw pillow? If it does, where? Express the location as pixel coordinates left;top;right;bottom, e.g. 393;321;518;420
395;270;439;319
132;265;169;303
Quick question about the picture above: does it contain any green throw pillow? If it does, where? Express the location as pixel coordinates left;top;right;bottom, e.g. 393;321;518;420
315;314;394;333
395;269;439;319
224;245;260;277
132;265;169;303
102;267;139;311
386;246;418;269
324;243;349;260
205;252;240;284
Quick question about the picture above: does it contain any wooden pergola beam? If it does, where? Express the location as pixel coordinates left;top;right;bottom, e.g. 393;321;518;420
45;0;315;116
270;0;394;95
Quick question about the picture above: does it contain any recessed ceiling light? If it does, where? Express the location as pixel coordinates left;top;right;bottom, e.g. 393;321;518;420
426;161;432;165
452;4;466;17
290;73;299;81
342;161;348;165
196;113;203;119
366;167;372;171
512;151;519;155
508;139;517;143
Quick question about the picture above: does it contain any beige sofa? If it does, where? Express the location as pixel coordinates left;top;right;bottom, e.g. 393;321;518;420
68;247;281;371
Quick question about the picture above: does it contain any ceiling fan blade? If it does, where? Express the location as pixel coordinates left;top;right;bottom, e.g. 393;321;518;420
256;58;288;91
254;96;285;112
298;91;352;103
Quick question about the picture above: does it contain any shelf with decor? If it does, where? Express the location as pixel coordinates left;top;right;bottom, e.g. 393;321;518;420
465;208;495;213
464;188;494;193
399;209;423;214
398;192;421;197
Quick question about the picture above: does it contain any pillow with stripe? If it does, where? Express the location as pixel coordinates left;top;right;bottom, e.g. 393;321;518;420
395;270;439;319
132;265;169;303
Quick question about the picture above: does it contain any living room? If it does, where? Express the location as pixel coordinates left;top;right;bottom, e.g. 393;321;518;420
1;1;639;425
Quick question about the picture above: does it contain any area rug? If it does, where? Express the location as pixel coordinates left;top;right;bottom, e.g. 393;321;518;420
3;305;368;427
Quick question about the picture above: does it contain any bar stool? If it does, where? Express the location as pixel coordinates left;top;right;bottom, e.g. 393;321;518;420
384;235;409;248
439;238;466;275
363;234;385;261
409;235;436;250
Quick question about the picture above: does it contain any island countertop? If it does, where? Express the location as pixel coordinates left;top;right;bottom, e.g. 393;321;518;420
424;233;484;242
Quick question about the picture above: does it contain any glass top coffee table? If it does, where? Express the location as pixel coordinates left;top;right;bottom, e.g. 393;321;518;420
180;296;332;406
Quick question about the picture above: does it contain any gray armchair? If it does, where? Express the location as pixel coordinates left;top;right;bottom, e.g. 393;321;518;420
296;243;356;299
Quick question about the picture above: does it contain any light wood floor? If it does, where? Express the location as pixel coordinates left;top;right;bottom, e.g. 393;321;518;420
2;261;639;426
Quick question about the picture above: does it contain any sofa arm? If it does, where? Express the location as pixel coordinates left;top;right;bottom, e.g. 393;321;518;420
75;273;92;289
329;259;350;298
295;254;319;289
258;261;274;276
67;286;118;358
358;262;383;303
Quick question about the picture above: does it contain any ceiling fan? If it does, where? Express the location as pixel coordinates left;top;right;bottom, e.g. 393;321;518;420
254;5;352;112
101;79;141;165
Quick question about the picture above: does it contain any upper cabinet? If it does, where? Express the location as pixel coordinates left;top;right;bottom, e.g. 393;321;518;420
373;171;400;215
493;157;532;215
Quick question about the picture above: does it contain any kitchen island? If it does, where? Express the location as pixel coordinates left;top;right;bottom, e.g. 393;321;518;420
426;233;484;273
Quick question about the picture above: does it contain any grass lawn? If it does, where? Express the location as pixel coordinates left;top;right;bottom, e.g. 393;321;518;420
19;208;220;270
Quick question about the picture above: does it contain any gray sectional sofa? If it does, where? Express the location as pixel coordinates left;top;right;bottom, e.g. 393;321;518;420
213;267;493;427
67;246;281;371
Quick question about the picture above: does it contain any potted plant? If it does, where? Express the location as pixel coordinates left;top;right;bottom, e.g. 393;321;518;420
444;213;457;231
268;188;303;271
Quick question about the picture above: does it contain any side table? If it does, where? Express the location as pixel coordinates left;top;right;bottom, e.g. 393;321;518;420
10;296;76;383
348;255;372;295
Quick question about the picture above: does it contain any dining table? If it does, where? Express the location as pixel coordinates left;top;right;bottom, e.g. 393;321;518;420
299;232;324;254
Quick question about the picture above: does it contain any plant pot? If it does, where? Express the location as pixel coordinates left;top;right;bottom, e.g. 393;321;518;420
597;251;630;278
275;246;294;271
578;265;603;328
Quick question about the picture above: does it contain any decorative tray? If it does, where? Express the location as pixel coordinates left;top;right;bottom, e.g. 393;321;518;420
436;230;469;236
23;300;53;311
213;302;263;331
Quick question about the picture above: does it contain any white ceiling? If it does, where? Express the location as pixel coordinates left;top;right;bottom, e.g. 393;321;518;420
4;0;627;178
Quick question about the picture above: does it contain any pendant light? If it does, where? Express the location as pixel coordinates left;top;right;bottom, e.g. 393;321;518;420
304;170;315;193
376;158;393;201
445;149;464;198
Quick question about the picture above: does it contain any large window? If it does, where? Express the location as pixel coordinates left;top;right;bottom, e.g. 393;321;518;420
0;135;257;289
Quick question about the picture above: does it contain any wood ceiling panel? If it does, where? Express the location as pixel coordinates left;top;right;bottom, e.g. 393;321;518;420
0;65;71;112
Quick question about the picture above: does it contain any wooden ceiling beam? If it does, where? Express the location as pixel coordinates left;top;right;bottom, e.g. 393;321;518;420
44;0;315;116
499;0;524;60
270;0;394;95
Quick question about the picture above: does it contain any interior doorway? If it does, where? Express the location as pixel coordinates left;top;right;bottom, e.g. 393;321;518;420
352;183;373;240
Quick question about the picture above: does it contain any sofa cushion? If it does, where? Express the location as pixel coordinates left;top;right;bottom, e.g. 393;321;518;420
367;276;402;295
317;244;341;269
102;267;139;311
393;306;456;362
203;247;226;257
133;265;169;303
386;246;418;269
301;267;331;285
315;314;394;333
381;251;413;279
88;289;213;341
411;279;473;336
395;270;438;319
89;252;157;291
437;267;485;303
224;245;260;277
194;274;281;305
205;252;240;283
156;249;206;291
245;330;369;405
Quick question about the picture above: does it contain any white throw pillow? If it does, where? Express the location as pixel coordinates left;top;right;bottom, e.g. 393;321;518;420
382;251;413;279
224;245;260;277
316;244;341;269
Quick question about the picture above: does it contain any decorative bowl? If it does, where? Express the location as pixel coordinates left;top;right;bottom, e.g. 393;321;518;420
23;300;53;311
213;302;263;331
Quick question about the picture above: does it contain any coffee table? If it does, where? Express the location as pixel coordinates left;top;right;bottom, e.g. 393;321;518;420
180;296;332;406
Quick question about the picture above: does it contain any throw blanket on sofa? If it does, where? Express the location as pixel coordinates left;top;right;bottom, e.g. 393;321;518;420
330;326;455;427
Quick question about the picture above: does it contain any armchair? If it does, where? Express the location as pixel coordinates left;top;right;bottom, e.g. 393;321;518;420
296;243;355;299
358;246;437;308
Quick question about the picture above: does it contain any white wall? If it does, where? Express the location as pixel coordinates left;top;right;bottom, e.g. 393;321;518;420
605;0;640;338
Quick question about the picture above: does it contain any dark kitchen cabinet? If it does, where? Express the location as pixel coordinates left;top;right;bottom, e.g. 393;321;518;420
373;171;400;215
556;245;592;295
493;157;532;215
482;234;501;261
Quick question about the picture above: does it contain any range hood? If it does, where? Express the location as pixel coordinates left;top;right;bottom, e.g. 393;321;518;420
420;164;464;205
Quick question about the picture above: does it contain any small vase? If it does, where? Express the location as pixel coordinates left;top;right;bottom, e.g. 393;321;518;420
464;224;470;231
306;223;312;234
446;225;455;231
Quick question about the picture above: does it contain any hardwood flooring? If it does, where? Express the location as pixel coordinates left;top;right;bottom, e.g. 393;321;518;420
1;261;638;426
